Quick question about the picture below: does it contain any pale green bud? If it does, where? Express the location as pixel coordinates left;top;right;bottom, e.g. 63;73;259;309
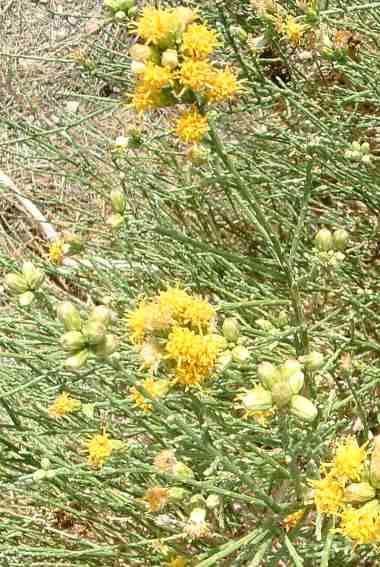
115;10;126;20
257;361;280;390
129;44;153;62
288;371;304;395
222;317;240;342
271;381;293;409
57;302;82;331
206;494;221;509
93;334;118;359
105;0;134;12
241;386;273;412
217;350;232;372
107;213;124;230
352;141;361;152
89;305;113;327
189;507;207;523
344;482;375;503
361;142;370;154
281;359;302;379
351;150;362;161
370;436;380;488
41;458;51;470
277;310;289;327
362;154;372;165
131;60;146;75
256;318;273;331
172;462;194;480
315;228;333;252
81;403;95;419
22;261;45;290
18;291;35;307
33;469;46;482
64;349;89;371
168;487;188;502
231;345;250;364
290;395;318;422
110;190;126;214
303;351;324;370
4;273;28;294
333;229;349;251
161;49;179;69
83;321;107;346
128;5;138;17
60;331;87;353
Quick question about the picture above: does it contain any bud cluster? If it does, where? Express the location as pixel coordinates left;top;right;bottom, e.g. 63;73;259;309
104;0;137;20
345;141;372;165
57;302;118;370
314;227;349;268
4;261;45;306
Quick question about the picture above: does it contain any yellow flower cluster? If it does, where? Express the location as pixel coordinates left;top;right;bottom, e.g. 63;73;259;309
130;6;242;144
86;432;124;468
48;392;81;418
310;436;380;546
127;286;225;390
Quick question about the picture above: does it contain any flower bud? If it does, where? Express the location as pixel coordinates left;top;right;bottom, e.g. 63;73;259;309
361;142;370;154
257;361;280;390
277;310;289;327
189;507;207;524
33;469;46;482
57;302;82;331
83;321;107;346
110;190;126;214
41;458;51;471
186;144;209;165
129;44;153;62
222;317;240;342
281;359;302;379
161;49;179;69
172;462;194;480
64;349;89;371
362;154;372;165
256;318;273;331
344;482;375;503
93;334;118;359
106;213;124;230
62;231;84;254
4;273;28;294
240;386;273;412
89;305;113;327
271;381;293;409
290;395;318;422
333;229;349;251
18;291;35;307
315;228;333;251
217;350;232;372
231;345;250;364
22;261;45;290
115;10;126;20
60;331;87;353
131;60;146;75
45;469;56;480
168;487;188;502
288;371;304;395
128;5;138;17
206;494;221;509
370;436;380;488
302;350;324;370
352;141;361;152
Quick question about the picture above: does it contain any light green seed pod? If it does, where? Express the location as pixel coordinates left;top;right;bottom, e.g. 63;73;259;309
60;331;87;353
241;386;273;412
4;273;28;294
106;213;124;230
288;371;304;395
344;482;376;504
257;361;280;390
281;359;302;379
271;381;293;409
290;395;318;422
333;229;349;251
57;302;82;332
303;351;324;370
89;305;113;327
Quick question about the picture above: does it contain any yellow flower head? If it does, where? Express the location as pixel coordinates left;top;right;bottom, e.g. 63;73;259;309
48;392;81;418
141;62;174;91
167;556;188;567
165;326;224;387
331;436;367;482
127;300;172;343
339;500;380;545
131;83;163;113
206;68;242;103
175;108;209;144
182;23;219;59
309;474;344;515
86;432;123;468
143;486;169;512
130;377;170;412
178;58;215;92
137;7;180;48
282;16;306;46
49;239;65;265
158;286;215;330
